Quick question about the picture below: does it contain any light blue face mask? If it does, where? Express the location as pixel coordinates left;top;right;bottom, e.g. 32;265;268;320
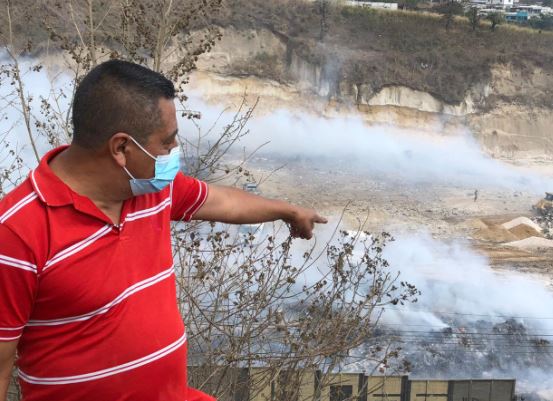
123;137;181;196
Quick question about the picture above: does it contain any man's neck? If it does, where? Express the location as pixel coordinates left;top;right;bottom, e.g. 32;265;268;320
49;145;130;206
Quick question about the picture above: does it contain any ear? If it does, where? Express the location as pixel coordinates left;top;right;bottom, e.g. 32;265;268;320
108;133;130;168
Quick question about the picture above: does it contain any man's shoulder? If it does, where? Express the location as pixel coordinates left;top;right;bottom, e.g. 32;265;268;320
0;177;49;253
0;177;41;224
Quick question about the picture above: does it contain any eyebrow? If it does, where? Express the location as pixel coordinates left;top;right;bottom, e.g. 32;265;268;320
164;128;178;142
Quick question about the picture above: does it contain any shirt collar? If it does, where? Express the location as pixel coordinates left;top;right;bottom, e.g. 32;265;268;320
30;145;75;207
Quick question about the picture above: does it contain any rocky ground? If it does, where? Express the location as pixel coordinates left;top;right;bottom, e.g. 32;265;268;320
235;154;553;272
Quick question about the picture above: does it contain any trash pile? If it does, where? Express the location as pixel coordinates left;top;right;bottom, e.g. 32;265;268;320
532;192;553;240
533;213;553;240
347;319;553;400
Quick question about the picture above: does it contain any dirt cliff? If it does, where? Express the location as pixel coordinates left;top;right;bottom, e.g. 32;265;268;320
191;26;553;161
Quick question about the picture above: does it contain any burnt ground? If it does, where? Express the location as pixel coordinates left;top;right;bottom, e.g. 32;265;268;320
227;154;553;276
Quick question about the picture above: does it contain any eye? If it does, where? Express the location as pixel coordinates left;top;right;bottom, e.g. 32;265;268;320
163;133;177;145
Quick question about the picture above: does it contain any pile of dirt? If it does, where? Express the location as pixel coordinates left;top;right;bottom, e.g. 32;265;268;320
505;236;553;250
472;223;518;243
509;224;542;240
472;216;544;244
501;216;542;232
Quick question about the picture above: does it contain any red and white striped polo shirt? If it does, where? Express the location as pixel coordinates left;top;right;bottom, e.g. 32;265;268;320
0;146;214;401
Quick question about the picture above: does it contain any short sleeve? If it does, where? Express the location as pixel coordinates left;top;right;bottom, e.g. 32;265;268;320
170;172;209;222
0;224;38;342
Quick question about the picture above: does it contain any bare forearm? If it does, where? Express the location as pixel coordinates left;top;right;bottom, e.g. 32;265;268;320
0;342;17;401
194;184;327;239
0;366;13;401
197;186;296;224
0;376;9;401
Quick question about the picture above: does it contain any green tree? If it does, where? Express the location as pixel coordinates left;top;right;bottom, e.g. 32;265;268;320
401;0;422;10
487;12;504;31
467;6;481;31
529;14;553;30
439;1;464;31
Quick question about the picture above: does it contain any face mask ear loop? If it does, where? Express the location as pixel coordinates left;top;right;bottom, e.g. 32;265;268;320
128;136;157;160
123;166;136;180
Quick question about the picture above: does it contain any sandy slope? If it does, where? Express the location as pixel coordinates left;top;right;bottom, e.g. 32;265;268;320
189;71;553;276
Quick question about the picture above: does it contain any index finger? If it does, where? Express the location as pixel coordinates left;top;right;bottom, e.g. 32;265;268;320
314;214;328;224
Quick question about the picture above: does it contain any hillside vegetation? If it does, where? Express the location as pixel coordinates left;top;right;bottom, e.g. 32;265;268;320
216;0;553;105
2;0;553;106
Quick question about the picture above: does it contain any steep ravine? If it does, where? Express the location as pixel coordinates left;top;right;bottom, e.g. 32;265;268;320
190;27;553;161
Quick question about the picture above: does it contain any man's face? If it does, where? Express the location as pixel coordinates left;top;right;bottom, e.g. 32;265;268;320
126;97;179;179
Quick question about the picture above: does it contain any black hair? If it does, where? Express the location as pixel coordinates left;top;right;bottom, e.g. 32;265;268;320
72;59;175;149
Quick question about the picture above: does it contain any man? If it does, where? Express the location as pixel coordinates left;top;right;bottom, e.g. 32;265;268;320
0;60;326;401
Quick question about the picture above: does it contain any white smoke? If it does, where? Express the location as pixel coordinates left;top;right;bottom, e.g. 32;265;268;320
286;224;553;396
0;55;72;161
184;94;553;194
286;222;553;332
4;60;553;195
381;233;553;331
